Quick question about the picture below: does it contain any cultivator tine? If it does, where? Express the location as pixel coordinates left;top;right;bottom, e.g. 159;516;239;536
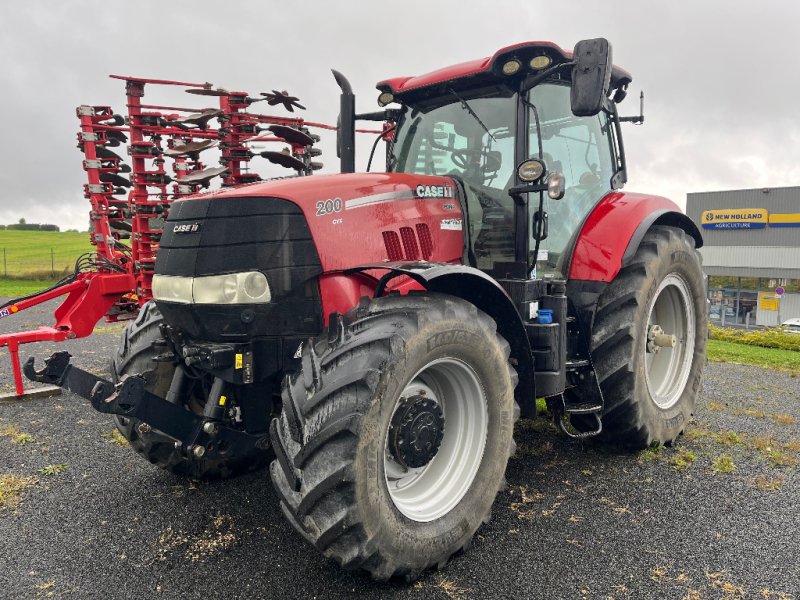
165;119;190;131
267;124;316;146
260;90;306;112
94;146;124;161
110;220;132;232
170;109;221;130
104;129;128;143
176;165;229;185
260;149;305;171
97;113;126;126
185;87;230;96
99;172;132;187
164;139;217;158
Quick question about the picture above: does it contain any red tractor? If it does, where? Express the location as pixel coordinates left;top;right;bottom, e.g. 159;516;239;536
28;38;707;580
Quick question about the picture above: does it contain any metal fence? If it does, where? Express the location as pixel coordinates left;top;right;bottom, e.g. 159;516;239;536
0;247;88;278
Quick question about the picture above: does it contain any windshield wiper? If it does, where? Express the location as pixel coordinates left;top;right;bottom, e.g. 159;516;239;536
448;87;495;142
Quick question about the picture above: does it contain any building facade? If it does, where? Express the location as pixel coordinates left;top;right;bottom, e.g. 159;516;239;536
685;186;800;328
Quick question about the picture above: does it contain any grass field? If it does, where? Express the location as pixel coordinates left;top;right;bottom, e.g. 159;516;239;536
0;231;92;277
0;279;62;297
707;338;800;374
0;231;93;297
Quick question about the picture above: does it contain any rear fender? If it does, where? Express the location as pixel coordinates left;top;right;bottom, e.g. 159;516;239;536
318;263;535;415
568;192;703;283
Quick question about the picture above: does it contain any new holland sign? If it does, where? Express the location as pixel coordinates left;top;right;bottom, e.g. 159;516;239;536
701;208;768;230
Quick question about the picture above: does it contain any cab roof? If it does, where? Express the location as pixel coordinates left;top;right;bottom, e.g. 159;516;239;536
376;41;632;102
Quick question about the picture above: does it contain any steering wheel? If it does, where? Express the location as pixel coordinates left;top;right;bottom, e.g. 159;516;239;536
428;137;482;171
450;149;474;170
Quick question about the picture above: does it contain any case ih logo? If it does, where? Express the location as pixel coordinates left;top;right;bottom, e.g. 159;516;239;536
416;185;454;199
172;223;202;234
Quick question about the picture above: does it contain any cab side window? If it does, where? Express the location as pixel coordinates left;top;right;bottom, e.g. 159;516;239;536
528;84;615;276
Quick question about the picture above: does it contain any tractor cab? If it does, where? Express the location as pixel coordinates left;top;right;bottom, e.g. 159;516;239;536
375;39;633;280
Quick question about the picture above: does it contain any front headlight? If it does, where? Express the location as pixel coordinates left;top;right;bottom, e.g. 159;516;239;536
152;272;271;305
152;275;193;304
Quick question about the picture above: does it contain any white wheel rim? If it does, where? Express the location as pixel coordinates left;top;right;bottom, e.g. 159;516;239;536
384;358;489;522
644;273;696;409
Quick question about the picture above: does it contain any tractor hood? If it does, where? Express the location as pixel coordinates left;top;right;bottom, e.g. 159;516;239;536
175;172;466;271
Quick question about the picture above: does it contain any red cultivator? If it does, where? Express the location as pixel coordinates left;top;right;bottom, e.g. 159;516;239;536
0;74;377;397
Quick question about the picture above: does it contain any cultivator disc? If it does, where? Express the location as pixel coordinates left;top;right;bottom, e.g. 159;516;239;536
163;139;217;157
260;148;306;172
176;165;229;185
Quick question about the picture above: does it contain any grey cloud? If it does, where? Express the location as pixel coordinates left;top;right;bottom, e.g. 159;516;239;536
1;0;798;229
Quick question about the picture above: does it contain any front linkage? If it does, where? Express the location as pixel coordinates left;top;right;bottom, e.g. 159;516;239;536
24;351;269;461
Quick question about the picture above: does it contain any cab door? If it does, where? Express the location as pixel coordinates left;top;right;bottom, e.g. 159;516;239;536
526;83;618;278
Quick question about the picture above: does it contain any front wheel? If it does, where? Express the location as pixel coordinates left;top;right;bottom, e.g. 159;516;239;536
591;225;707;448
269;293;519;580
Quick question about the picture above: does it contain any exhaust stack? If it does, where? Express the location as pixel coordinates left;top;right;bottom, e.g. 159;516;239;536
332;70;355;173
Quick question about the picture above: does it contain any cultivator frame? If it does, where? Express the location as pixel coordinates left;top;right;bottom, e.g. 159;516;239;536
1;73;380;397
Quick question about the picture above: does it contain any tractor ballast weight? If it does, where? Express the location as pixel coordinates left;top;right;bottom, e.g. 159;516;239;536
26;38;707;581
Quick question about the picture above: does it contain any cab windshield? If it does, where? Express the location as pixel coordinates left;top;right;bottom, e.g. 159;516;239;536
391;92;519;271
390;84;616;277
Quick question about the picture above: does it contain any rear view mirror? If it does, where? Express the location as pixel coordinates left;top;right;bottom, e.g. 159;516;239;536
570;38;612;117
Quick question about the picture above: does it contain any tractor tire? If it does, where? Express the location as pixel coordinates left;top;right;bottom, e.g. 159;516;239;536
591;225;707;449
112;301;270;479
270;293;519;581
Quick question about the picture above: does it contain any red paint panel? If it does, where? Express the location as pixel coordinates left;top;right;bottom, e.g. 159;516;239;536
317;272;427;326
378;42;567;93
317;274;375;325
189;173;464;271
568;192;682;282
377;41;632;96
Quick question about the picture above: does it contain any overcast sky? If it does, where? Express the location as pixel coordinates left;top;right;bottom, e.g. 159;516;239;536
1;1;799;230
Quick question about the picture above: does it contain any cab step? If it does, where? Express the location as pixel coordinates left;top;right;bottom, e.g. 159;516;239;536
548;394;603;439
565;359;590;370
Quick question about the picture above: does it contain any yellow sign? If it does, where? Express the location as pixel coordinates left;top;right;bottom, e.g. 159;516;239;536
768;212;800;228
759;293;779;311
235;353;243;369
701;208;768;230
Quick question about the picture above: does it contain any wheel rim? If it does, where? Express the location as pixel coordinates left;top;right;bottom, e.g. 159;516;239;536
644;273;696;409
384;358;488;522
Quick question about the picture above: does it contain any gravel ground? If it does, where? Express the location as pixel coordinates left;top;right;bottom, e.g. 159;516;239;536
0;299;798;599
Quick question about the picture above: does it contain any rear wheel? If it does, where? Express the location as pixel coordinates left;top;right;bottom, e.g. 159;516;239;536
591;225;707;448
112;301;271;479
270;293;518;580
